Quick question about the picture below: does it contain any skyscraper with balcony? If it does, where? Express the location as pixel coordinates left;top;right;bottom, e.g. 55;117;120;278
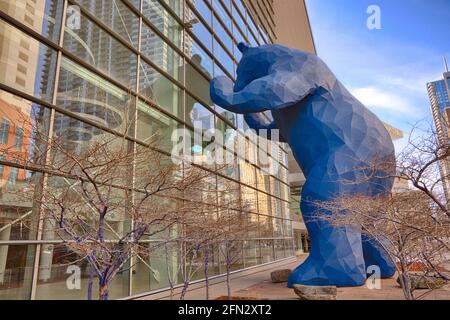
427;58;450;203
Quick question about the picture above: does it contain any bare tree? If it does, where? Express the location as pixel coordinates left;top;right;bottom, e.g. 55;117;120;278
174;172;251;300
214;185;258;299
0;110;231;300
312;124;450;300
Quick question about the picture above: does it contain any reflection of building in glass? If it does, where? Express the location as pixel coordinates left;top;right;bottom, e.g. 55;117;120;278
427;58;450;203
0;0;313;300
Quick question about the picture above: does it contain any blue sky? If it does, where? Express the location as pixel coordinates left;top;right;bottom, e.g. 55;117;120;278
305;0;450;151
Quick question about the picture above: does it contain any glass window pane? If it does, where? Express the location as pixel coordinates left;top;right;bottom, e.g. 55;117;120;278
0;90;52;167
0;244;35;299
190;0;212;27
162;0;184;19
141;23;183;82
0;0;64;43
136;99;182;152
274;239;285;260
214;41;234;78
273;217;283;238
260;239;274;263
57;57;134;134
139;61;183;119
35;244;130;299
63;13;137;88
186;94;214;129
243;240;261;267
132;241;182;294
213;17;233;54
185;62;212;105
142;0;183;48
0;20;57;103
241;185;257;213
76;0;140;47
185;34;213;78
259;214;273;238
212;0;232;32
190;18;212;53
0;165;44;242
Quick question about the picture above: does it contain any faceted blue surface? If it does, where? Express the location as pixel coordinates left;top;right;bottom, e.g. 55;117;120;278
210;43;396;287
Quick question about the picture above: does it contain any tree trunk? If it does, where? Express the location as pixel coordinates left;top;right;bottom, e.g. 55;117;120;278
204;251;210;300
99;277;109;300
87;267;94;300
180;280;189;300
226;264;231;299
99;284;109;300
98;213;108;300
398;259;414;300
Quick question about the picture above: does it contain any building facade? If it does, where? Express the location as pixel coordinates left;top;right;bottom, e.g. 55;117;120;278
0;0;317;300
427;59;450;203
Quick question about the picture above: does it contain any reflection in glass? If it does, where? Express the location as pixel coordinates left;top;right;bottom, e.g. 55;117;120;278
259;214;273;238
274;239;285;260
0;95;50;274
186;94;214;129
0;163;43;299
0;244;35;300
185;34;213;78
260;239;274;263
77;0;140;47
136;99;181;153
243;240;260;267
132;241;182;294
141;23;183;83
35;245;129;300
214;41;234;78
0;0;63;43
185;61;213;105
63;13;138;88
57;57;134;135
190;17;213;52
142;0;183;48
191;0;212;27
212;0;232;32
47;112;132;239
0;20;57;103
139;61;184;120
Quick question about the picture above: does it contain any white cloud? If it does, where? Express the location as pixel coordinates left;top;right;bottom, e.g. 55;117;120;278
350;86;419;114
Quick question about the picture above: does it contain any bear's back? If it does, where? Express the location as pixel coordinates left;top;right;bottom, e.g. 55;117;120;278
272;83;395;178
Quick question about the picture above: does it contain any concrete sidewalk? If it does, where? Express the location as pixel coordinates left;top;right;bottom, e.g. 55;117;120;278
136;256;304;300
136;256;450;300
235;276;450;300
233;260;450;300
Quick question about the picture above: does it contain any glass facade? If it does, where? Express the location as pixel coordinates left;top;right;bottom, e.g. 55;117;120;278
0;0;292;299
428;75;450;137
428;71;450;203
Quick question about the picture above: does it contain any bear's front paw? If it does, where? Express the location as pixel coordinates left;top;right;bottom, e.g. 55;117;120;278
210;76;235;107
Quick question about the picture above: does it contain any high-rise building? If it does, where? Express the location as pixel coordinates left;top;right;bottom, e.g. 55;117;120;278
0;0;316;300
427;58;450;203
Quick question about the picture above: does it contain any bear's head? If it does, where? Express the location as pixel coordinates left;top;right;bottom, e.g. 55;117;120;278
211;43;337;113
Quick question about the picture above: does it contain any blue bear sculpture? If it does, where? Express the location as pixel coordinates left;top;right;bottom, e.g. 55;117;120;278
210;43;397;287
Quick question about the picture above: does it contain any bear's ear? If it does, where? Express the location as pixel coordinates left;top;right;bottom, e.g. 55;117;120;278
238;42;251;54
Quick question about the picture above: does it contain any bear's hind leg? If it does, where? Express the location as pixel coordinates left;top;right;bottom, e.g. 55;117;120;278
287;224;367;287
362;234;396;278
287;183;367;287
